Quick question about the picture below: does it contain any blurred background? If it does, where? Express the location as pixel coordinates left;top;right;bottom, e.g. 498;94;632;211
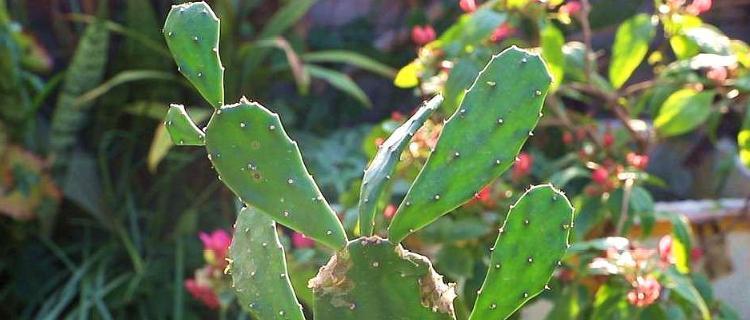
1;0;749;319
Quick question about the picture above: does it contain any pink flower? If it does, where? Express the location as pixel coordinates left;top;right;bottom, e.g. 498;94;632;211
658;235;675;265
687;0;711;14
199;229;232;268
627;152;649;170
490;23;516;43
291;232;315;248
185;267;221;309
459;0;477;13
512;152;533;181
627;275;661;307
391;111;404;122
559;1;582;15
411;25;436;46
383;204;397;219
706;66;727;83
591;167;609;185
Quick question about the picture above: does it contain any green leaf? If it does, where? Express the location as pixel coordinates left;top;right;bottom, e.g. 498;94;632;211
591;283;633;320
146;108;211;172
434;9;507;57
738;102;750;168
258;0;317;39
435;244;474;279
306;64;371;107
609;14;655;88
665;267;710;320
302;50;396;78
74;70;177;106
541;23;565;91
441;58;483;114
654;88;714;137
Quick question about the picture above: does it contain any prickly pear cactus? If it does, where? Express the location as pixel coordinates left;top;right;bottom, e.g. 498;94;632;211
204;99;347;250
229;207;304;320
162;3;572;320
358;95;442;235
388;46;552;242
163;2;224;107
469;185;574;320
308;237;456;320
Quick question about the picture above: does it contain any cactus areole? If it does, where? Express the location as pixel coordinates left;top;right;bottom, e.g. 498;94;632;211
163;3;572;320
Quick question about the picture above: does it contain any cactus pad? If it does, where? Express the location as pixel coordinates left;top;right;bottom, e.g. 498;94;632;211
358;95;443;235
388;46;552;242
205;100;347;250
164;104;206;146
469;185;573;320
163;2;224;107
229;207;305;320
309;236;456;320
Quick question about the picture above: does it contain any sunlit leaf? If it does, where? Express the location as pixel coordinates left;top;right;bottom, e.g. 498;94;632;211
393;61;420;88
609;14;655;88
541;22;565;91
654;88;714;137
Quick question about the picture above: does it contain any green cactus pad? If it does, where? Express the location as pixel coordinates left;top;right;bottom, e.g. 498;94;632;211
164;104;206;146
388;46;552;242
205;100;347;250
229;207;305;320
358;95;443;235
469;185;573;320
163;2;224;107
309;236;456;320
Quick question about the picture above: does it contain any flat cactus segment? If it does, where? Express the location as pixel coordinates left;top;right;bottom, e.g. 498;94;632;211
204;100;347;250
388;46;552;242
229;207;305;320
164;104;205;146
358;95;443;235
469;185;573;320
309;237;456;320
163;2;224;107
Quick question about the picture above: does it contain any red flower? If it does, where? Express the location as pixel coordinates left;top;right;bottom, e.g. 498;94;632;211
626;152;649;170
291;232;315;248
459;0;477;13
603;131;614;148
627;275;661;307
490;23;516;43
687;0;711;14
185;278;220;309
411;25;436;46
383;204;397;219
512;153;533;180
591;167;609;185
391;111;404;122
562;131;574;144
199;230;232;268
691;247;704;262
559;1;582;15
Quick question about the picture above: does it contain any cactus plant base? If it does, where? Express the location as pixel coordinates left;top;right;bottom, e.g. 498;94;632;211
309;236;456;320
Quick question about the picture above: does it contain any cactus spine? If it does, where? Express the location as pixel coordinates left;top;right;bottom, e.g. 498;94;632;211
163;4;571;320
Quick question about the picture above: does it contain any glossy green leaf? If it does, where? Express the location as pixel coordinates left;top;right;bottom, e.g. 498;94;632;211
665;267;710;320
609;14;655;88
654;88;714;137
541;23;565;91
307;65;371;107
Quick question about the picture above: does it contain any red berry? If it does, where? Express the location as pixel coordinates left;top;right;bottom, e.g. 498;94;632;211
563;131;574;144
383;204;397;219
603;132;614;148
490;23;516;43
512;152;533;180
459;0;477;13
591;167;609;185
559;1;582;15
411;25;436;46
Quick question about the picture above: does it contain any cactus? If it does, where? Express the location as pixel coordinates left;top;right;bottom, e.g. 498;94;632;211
165;104;205;146
229;207;305;320
163;2;224;107
358;94;443;235
309;237;455;320
388;46;552;243
163;4;571;320
469;185;574;320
